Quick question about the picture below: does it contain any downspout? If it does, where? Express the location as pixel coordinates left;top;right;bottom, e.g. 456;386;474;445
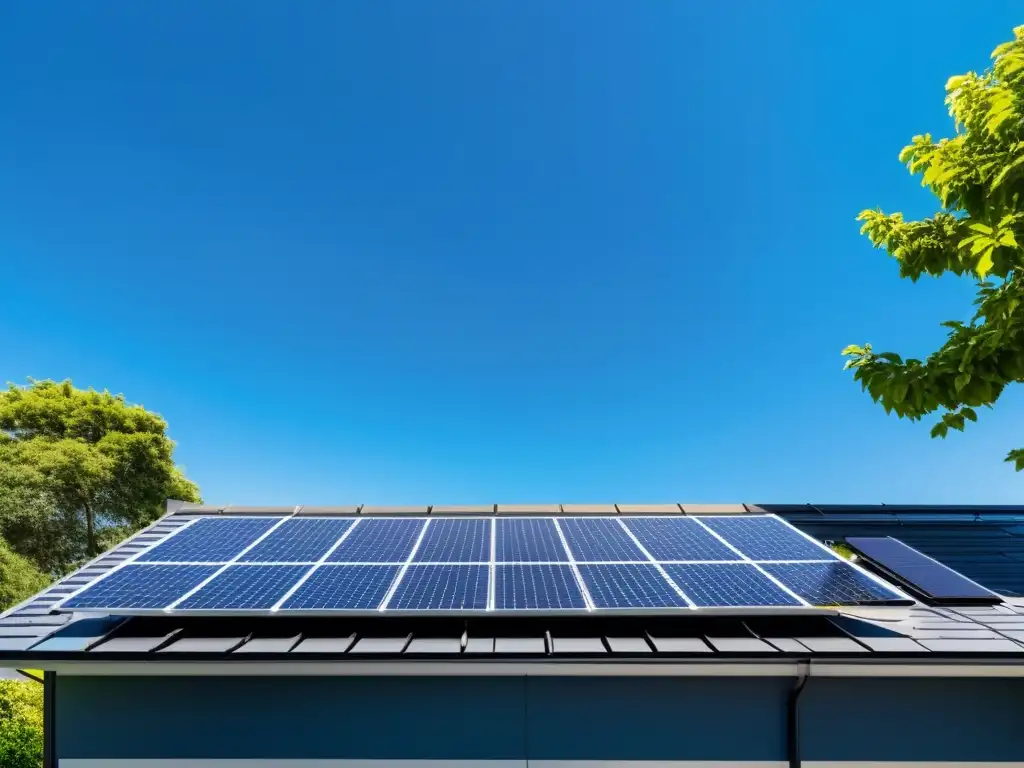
787;661;810;768
43;671;56;768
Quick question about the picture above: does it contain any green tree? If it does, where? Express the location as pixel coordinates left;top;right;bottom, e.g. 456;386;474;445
0;538;49;612
0;379;200;572
0;679;43;768
845;26;1024;470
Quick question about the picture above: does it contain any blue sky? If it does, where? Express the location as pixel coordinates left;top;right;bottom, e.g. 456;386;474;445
1;2;1022;505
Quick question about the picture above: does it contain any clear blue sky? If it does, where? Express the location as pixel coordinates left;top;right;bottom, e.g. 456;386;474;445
2;2;1022;505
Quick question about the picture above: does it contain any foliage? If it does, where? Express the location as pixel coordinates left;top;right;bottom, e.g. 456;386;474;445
844;26;1024;470
0;680;43;768
0;379;200;573
0;539;50;612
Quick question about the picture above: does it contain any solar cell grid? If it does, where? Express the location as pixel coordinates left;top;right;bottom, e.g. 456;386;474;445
696;516;833;561
624;517;738;562
325;519;424;563
60;564;220;610
136;517;281;563
762;562;906;605
662;563;802;607
177;565;311;610
578;564;689;609
495;564;586;610
387;565;489;610
558;518;646;562
280;565;400;611
496;518;568;562
240;519;353;563
413;518;490;562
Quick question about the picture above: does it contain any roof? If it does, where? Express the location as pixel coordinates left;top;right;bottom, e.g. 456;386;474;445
3;502;1024;675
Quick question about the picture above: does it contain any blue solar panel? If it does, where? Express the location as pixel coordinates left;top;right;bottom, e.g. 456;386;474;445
697;516;832;561
577;564;688;609
176;565;311;610
136;517;281;563
662;563;802;607
325;519;424;563
558;518;646;562
846;537;1000;604
762;562;909;605
60;564;220;610
387;565;488;610
624;518;738;561
413;518;490;563
495;565;586;610
496;518;568;562
239;519;353;563
280;565;400;610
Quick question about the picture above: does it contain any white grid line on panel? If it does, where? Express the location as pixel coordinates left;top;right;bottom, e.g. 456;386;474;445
616;517;696;610
379;518;432;611
688;516;811;607
51;516;204;613
269;518;364;612
165;517;294;611
112;558;840;567
551;517;594;611
488;517;497;611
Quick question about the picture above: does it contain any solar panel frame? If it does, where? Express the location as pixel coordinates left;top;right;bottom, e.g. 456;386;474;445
53;513;909;616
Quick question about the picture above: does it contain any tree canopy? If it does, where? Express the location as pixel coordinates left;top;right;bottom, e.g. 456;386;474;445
0;379;200;574
844;26;1024;470
0;539;49;613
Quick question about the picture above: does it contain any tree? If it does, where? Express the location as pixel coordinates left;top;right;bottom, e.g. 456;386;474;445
0;379;200;572
844;26;1024;470
0;679;43;768
0;538;49;612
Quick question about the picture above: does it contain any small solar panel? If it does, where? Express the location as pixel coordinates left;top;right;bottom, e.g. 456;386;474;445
325;519;424;563
240;519;353;563
578;564;689;609
558;518;646;562
279;565;399;611
846;537;1001;605
762;562;910;606
496;518;568;562
136;518;281;563
60;564;220;610
176;565;311;610
386;565;489;610
662;563;802;607
495;565;586;610
413;518;490;563
698;516;831;561
624;517;738;562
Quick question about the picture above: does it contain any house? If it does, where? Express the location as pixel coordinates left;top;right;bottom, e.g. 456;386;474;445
3;501;1024;768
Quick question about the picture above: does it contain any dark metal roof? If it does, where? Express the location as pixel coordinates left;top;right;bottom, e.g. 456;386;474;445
3;502;1024;668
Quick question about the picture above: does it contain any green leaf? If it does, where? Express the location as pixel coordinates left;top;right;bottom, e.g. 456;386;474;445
969;223;994;234
877;352;903;363
962;407;978;422
976;245;995;277
841;345;864;356
930;422;949;439
999;230;1018;247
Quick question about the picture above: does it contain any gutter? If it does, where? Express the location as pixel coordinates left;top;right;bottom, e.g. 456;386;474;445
787;661;810;768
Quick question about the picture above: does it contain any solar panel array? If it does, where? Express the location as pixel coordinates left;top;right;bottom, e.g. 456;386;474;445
56;515;912;615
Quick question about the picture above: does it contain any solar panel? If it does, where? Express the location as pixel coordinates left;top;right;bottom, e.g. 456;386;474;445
136;518;281;563
624;517;737;562
761;562;907;605
496;518;568;562
54;513;913;615
558;518;646;561
846;537;1001;605
578;564;689;609
60;564;220;610
240;519;353;563
279;565;399;611
495;565;586;610
698;515;830;560
661;563;802;607
413;518;490;563
386;565;489;610
324;519;424;563
176;565;311;610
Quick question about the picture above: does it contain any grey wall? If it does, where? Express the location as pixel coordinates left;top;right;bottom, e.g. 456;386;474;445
56;674;1024;763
